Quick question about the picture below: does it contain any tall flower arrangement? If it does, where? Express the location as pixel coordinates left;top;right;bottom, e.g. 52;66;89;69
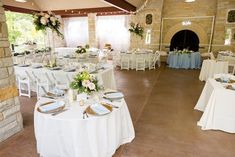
33;12;63;38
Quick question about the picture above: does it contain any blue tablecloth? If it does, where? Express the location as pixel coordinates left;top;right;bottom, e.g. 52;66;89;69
167;52;201;69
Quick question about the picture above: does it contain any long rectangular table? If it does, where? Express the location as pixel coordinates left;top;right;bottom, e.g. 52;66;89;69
194;74;235;133
14;65;117;91
167;52;201;69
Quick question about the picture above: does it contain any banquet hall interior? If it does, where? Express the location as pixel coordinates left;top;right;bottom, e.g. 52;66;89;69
1;0;235;157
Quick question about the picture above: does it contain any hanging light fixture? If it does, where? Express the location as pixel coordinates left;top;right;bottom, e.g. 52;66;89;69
185;0;195;2
182;20;192;26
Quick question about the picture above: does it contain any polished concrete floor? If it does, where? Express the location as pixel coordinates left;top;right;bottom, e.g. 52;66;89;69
1;65;235;157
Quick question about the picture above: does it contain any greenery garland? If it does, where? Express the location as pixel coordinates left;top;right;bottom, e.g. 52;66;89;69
129;22;144;39
33;12;63;38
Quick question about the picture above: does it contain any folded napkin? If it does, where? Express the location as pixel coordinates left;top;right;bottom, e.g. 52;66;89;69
39;101;64;112
90;103;111;115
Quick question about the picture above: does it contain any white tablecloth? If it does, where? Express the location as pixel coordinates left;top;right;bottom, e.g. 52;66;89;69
34;98;135;157
195;74;235;133
14;65;117;91
55;47;77;57
199;60;228;81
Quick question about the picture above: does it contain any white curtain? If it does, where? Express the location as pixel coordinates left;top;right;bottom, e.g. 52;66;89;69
97;15;130;51
63;17;89;47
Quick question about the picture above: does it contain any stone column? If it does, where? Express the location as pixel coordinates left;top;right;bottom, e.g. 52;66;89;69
0;2;23;142
88;13;98;48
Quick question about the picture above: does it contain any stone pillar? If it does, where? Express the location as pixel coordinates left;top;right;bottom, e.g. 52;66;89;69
88;13;98;48
0;2;23;142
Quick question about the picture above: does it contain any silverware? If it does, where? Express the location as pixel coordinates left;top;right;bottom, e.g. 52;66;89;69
51;109;68;116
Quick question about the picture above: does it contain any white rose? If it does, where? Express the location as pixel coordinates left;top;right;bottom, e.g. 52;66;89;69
44;13;50;19
50;17;56;22
82;80;90;87
52;22;56;26
88;82;96;90
40;17;47;25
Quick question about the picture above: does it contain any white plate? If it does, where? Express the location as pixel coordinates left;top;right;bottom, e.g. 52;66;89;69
38;101;65;113
104;92;124;100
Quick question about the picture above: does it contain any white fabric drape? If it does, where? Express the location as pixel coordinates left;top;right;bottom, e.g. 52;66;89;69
63;17;89;47
96;15;130;52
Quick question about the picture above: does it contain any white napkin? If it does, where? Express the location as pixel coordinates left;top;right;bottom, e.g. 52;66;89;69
90;103;111;115
39;101;64;112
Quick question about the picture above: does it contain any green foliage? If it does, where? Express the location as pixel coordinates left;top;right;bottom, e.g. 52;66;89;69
5;11;45;48
76;46;87;54
129;22;144;39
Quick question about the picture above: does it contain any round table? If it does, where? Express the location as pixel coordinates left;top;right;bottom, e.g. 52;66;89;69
34;97;135;157
199;60;228;81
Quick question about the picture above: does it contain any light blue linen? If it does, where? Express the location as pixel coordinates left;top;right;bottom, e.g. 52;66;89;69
167;52;201;69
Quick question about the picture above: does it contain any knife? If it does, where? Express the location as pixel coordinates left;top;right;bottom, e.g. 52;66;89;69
51;109;68;116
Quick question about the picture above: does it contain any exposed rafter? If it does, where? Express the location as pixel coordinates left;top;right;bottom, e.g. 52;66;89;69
102;0;136;13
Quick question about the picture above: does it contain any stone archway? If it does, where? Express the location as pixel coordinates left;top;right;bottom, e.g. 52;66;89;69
170;30;200;51
163;23;208;45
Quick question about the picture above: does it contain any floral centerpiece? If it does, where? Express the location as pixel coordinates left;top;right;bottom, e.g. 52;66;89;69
70;71;100;94
33;11;63;38
76;46;87;54
129;22;144;39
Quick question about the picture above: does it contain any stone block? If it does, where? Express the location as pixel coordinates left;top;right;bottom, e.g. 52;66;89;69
4;48;11;57
0;48;4;57
0;14;6;22
0;40;10;48
0;77;9;89
3;57;13;67
0;67;8;79
1;23;8;38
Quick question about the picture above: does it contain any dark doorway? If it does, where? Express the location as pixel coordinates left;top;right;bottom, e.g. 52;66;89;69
170;30;199;52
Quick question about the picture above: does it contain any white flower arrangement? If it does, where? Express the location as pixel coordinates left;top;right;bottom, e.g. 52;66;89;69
33;11;63;38
70;71;100;94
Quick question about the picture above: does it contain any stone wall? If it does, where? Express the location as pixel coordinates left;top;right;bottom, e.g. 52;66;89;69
212;0;235;54
129;0;235;54
0;2;23;143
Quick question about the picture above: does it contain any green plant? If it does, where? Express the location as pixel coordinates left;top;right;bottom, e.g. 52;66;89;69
70;71;100;94
129;22;144;39
76;46;87;54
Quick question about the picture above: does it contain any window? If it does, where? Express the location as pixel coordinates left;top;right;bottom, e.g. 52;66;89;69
224;28;232;45
63;17;89;47
145;29;151;45
96;15;130;51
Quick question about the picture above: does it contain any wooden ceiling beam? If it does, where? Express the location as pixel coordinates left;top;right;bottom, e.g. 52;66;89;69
102;0;136;12
3;5;39;14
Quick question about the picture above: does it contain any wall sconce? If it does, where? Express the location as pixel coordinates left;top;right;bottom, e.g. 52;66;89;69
182;20;192;26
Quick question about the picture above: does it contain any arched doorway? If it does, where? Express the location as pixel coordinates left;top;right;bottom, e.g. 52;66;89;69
170;30;199;51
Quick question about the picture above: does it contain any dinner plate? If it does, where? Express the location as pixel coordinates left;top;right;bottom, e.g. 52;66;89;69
37;101;65;114
63;68;76;72
85;103;112;116
50;67;61;70
103;92;124;100
18;64;30;67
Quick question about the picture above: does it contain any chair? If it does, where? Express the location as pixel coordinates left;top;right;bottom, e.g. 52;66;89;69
209;52;215;60
136;53;146;71
228;57;235;75
120;53;131;70
148;52;160;70
17;72;31;98
51;73;69;90
32;71;55;99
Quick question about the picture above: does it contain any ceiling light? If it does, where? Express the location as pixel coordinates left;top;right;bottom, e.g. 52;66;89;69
15;0;27;3
185;0;195;2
